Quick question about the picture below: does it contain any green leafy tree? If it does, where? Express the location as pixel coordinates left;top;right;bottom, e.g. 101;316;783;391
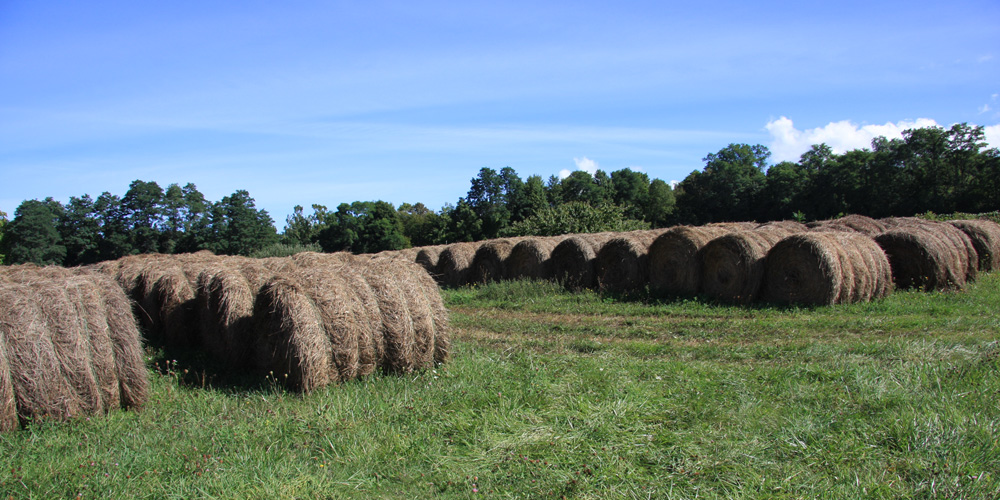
2;198;66;265
0;209;8;264
560;170;613;206
501;201;649;237
511;175;549;223
317;201;408;253
465;167;513;239
282;204;328;245
60;195;103;266
444;199;482;242
398;202;448;247
94;192;133;260
644;178;676;226
207;190;278;256
674;144;770;224
121;180;165;254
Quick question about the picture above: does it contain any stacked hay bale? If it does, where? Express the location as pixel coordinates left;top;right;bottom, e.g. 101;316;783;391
699;228;791;304
761;232;893;305
874;220;978;291
549;232;617;290
809;214;887;236
594;229;668;293
947;219;1000;272
468;239;519;284
647;225;737;296
505;236;565;282
435;242;481;287
0;265;150;430
415;245;448;276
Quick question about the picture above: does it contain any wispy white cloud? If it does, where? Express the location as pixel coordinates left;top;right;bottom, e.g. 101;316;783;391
986;125;1000;150
765;116;941;162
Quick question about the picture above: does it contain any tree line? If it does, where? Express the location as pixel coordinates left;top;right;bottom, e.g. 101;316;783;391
1;123;996;266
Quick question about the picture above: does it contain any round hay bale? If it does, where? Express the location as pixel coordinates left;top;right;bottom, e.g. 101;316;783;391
89;273;150;409
875;223;971;291
362;262;418;374
0;283;83;421
369;259;438;370
253;275;332;392
436;242;479;288
756;220;808;235
411;263;450;366
506;237;561;281
333;263;383;378
549;233;616;291
415;246;444;276
150;265;198;349
761;232;892;305
948;219;1000;272
469;239;517;284
811;215;887;236
699;230;786;304
594;232;659;293
65;276;121;412
293;266;362;383
648;225;734;295
196;262;258;368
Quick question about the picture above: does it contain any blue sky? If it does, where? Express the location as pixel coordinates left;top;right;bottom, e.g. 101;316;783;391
2;0;997;227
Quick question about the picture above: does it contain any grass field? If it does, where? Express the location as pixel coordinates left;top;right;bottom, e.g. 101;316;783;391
2;274;999;499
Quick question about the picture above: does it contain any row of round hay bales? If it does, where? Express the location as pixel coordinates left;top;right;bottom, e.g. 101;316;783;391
0;265;150;431
874;218;981;291
94;251;449;393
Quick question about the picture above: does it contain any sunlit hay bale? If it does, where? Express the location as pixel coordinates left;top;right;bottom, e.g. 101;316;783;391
86;272;149;409
32;281;105;415
0;328;17;432
755;220;808;235
948;219;1000;272
699;229;787;304
253;275;332;392
594;231;663;293
469;239;518;285
647;225;734;296
196;262;256;368
436;242;480;287
293;266;363;383
506;237;563;282
415;246;444;276
933;221;979;283
549;233;615;291
761;232;892;305
706;222;758;231
875;222;972;291
291;251;359;269
150;264;200;349
809;214;887;236
0;283;82;422
360;261;424;374
65;277;121;412
333;264;382;377
368;257;440;370
414;261;451;366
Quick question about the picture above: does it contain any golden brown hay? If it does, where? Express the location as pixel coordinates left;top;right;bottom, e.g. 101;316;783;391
253;275;332;392
756;220;808;234
369;259;438;370
436;242;480;287
699;230;786;304
0;328;17;431
0;283;82;422
415;246;444;275
874;222;972;291
706;222;758;231
594;231;662;293
196;262;257;368
361;261;417;374
506;237;562;281
549;233;616;290
65;277;121;412
647;225;734;295
810;214;887;236
469;239;517;284
333;264;383;377
87;272;150;409
948;219;1000;272
293;266;362;383
761;232;892;305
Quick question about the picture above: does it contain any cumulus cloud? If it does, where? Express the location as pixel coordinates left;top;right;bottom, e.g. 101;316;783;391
986;125;1000;149
560;156;599;179
766;116;941;163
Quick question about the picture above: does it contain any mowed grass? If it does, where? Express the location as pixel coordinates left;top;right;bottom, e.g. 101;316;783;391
2;275;1000;499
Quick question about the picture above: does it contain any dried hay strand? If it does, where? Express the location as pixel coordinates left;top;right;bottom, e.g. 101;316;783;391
594;231;661;293
755;220;808;236
64;277;121;412
332;263;382;377
368;258;439;370
88;272;149;409
0;283;83;422
506;237;562;281
469;239;517;284
415;246;444;275
875;222;973;291
253;274;332;392
291;251;357;268
699;230;787;304
362;261;418;374
948;219;1000;272
436;242;480;287
706;222;758;231
549;233;616;291
0;328;17;431
761;232;892;305
148;264;199;348
648;225;735;295
196;261;258;368
292;266;363;382
810;214;887;236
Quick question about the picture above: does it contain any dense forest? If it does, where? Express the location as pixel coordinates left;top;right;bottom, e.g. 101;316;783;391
2;123;997;266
